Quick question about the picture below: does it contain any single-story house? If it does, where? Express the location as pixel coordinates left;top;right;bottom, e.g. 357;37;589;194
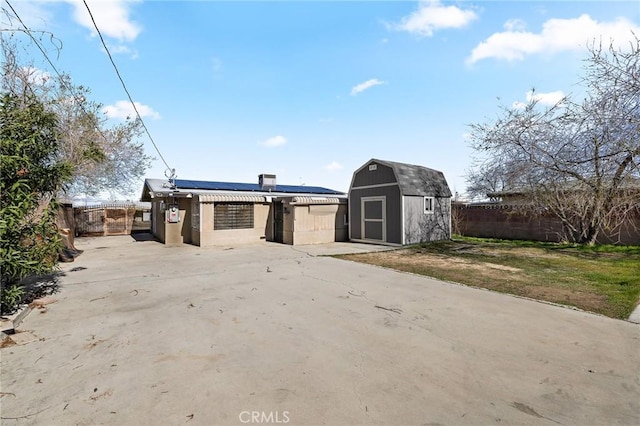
348;159;452;246
141;174;348;246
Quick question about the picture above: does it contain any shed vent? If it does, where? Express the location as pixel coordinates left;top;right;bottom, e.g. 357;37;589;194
259;174;277;191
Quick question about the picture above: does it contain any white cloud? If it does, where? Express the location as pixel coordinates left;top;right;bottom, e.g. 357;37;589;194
106;43;139;59
324;161;343;171
66;0;142;42
392;0;478;37
351;78;385;96
5;2;53;29
513;90;566;109
260;135;287;147
503;19;527;32
468;14;640;63
103;100;160;120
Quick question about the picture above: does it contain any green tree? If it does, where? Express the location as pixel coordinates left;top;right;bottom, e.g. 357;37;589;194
0;93;72;313
1;34;152;199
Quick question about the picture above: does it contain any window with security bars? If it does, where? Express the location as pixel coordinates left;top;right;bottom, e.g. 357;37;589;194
214;203;254;230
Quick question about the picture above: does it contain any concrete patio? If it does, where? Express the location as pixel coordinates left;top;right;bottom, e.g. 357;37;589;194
1;235;638;425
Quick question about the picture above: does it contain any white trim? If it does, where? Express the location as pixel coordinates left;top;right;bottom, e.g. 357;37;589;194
424;196;435;214
350;182;399;191
401;195;405;245
348;194;352;241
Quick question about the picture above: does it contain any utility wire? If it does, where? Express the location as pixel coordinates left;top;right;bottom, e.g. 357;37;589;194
3;0;112;146
82;0;174;179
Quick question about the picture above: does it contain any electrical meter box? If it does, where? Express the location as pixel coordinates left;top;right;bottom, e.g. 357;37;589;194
167;205;180;223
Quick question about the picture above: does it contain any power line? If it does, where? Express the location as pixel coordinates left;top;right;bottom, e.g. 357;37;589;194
82;0;174;180
3;0;112;146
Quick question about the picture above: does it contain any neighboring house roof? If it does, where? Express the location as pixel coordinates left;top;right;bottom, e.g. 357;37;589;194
487;177;640;199
369;158;452;198
141;178;345;202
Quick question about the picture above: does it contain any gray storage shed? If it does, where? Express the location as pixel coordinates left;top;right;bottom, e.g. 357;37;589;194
348;159;452;245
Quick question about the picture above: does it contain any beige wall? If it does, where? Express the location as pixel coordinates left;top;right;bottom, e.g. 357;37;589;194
287;202;348;245
164;198;192;245
283;202;294;245
150;197;191;245
197;202;270;247
157;198;348;247
151;200;165;243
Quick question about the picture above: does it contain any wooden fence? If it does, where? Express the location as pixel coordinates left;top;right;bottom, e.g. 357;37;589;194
60;203;151;237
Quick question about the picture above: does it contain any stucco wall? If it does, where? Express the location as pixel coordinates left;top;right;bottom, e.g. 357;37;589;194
151;200;166;243
197;203;270;247
164;198;192;245
289;203;348;245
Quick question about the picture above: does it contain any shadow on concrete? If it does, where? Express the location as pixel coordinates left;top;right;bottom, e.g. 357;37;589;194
130;232;157;242
1;273;61;318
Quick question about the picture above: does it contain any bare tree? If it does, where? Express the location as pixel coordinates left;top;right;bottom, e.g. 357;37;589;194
1;32;152;199
466;36;640;244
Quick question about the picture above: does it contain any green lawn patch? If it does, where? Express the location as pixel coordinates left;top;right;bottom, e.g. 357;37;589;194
337;236;640;320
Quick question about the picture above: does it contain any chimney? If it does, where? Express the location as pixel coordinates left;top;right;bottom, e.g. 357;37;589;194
259;174;276;191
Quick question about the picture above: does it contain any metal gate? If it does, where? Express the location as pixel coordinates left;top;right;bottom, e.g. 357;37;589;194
74;203;150;237
273;201;284;243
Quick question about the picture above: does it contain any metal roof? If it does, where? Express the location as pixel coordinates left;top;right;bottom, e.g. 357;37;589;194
174;179;344;195
289;196;346;205
198;194;267;203
370;159;452;198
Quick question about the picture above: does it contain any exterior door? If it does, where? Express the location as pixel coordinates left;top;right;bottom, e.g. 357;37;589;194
273;201;284;243
361;197;386;242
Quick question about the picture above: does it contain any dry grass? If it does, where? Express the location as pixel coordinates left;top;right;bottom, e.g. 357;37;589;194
337;238;640;320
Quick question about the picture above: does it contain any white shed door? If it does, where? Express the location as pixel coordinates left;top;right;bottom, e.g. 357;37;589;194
361;197;386;242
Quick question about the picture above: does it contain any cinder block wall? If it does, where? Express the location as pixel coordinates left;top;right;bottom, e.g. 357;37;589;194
454;205;640;245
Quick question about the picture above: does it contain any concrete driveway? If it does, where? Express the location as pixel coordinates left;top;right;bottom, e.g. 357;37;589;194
1;236;639;425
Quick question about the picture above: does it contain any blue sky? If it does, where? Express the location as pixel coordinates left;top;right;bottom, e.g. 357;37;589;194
5;0;640;197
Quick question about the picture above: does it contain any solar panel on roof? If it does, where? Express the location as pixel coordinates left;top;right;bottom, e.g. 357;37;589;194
174;179;343;195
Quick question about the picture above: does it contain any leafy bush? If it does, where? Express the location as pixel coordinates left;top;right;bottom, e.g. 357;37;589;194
0;93;72;314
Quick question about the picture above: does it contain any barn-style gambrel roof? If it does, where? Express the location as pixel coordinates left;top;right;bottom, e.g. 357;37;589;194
371;159;452;198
